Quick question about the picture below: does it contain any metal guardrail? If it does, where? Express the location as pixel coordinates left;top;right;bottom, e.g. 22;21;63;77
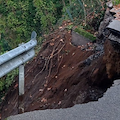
0;31;37;77
0;31;37;113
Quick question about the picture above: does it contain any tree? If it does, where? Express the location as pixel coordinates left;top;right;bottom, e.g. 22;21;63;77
33;0;56;33
0;0;59;50
0;0;31;48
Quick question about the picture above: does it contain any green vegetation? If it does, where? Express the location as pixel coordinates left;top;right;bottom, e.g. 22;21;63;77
61;0;105;31
0;0;105;51
0;0;64;50
115;0;120;5
74;27;96;41
0;0;106;102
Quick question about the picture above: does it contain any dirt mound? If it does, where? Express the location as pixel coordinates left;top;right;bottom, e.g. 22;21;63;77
0;22;114;120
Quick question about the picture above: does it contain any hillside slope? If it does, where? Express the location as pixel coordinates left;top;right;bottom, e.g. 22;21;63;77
1;21;116;120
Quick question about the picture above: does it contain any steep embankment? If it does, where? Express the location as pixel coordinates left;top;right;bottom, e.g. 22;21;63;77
1;21;115;120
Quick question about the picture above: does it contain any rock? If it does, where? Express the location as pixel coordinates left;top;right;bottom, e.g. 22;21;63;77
71;31;90;46
108;33;120;43
97;7;114;40
107;20;120;34
106;1;113;8
94;43;104;51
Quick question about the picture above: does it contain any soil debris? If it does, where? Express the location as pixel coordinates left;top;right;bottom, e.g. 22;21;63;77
1;5;120;119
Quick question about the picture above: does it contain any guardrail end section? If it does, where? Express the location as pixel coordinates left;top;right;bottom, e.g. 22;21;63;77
31;31;37;40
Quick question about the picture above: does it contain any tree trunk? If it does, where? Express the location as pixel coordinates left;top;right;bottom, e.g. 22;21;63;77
62;0;66;7
69;0;72;5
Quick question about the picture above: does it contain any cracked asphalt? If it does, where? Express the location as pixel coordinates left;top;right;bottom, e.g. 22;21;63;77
7;79;120;120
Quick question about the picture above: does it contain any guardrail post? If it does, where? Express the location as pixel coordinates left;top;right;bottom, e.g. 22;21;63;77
18;94;24;114
19;64;24;96
18;64;24;113
0;31;37;114
18;44;25;114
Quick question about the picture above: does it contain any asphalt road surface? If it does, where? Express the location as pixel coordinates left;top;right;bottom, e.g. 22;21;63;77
7;79;120;120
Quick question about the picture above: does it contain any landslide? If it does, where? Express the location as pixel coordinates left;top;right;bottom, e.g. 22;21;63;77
1;22;114;120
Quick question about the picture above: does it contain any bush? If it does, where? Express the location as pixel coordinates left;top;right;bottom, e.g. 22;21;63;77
114;0;120;5
61;0;106;32
0;0;57;50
